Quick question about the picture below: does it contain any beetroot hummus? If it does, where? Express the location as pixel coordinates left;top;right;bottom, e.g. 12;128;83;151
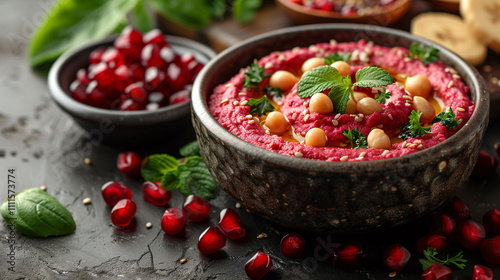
208;40;474;161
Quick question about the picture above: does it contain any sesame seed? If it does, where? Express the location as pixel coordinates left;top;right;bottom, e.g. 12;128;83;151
334;113;341;120
302;109;308;115
236;203;241;208
294;152;303;158
83;198;92;205
355;116;363;122
356;156;364;161
457;107;465;112
414;140;422;144
238;92;246;96
264;62;273;69
445;68;451;73
402;95;413;100
240;100;248;106
360;152;367;157
265;129;271;135
408;144;417;149
332;120;339;126
448;80;454;88
340;156;349;162
396;50;403;57
388;114;393;120
402;141;407;148
438;161;447;170
278;55;285;61
452;74;461;79
233;101;239;106
248;120;255;124
245;114;252;119
220;98;229;104
146;222;152;229
358;113;364;118
40;185;47;191
304;114;310;122
225;83;233;87
382;150;390;156
253;117;260;123
303;101;309;107
84;158;91;165
292;113;298;121
377;124;384;129
405;103;412;107
433;87;440;91
180;259;187;264
404;57;411;62
389;272;397;278
391;186;397;192
330;39;337;45
341;218;348;222
417;144;423;149
257;233;268;239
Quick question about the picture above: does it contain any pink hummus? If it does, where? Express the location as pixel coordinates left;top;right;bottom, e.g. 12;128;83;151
208;40;475;161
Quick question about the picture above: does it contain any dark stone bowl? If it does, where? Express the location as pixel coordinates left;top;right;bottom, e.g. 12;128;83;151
191;24;489;233
48;36;216;146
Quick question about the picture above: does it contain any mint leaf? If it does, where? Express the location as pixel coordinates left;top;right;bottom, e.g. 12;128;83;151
1;188;76;237
248;96;275;116
324;52;351;65
149;0;211;30
131;0;153;33
328;76;352;114
353;66;394;88
179;141;200;157
161;169;181;191
375;88;391;104
432;109;462;130
343;128;368;149
243;63;270;89
176;156;218;200
141;154;179;182
233;0;262;24
399;110;432;140
297;66;344;98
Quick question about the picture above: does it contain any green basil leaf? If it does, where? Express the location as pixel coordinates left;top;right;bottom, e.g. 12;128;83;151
297;66;344;98
28;0;139;66
1;188;76;237
353;66;394;88
141;154;179;182
233;0;262;24
149;0;212;30
132;0;153;33
161;169;181;191
179;141;201;157
328;77;352;114
177;156;218;200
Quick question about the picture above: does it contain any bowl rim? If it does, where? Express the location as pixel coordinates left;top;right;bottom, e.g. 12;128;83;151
48;35;216;126
191;23;489;170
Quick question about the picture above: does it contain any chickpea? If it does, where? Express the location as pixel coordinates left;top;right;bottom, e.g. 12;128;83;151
367;129;392;149
345;99;358;114
356;97;383;115
331;61;352;77
412;96;436;123
405;75;432;99
301;57;326;73
269;70;299;91
265;111;289;134
351;91;368;103
309;93;334;114
305;128;327;147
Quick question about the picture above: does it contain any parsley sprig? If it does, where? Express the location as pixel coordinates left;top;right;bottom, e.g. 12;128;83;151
399;110;432;140
324;52;351;65
433;108;462;130
297;66;394;113
406;42;440;66
343;128;368;149
243;63;270;89
247;96;275;116
419;248;467;271
374;88;391;104
263;86;284;99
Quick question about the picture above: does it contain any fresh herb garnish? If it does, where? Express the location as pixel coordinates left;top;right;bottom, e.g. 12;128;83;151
247;96;275;116
342;128;368;149
141;142;218;200
243;63;270;89
374;88;391;104
406;42;440;66
1;188;76;237
433;108;462;130
297;65;394;113
399;110;433;140
263;86;284;98
419;248;467;271
324;52;351;64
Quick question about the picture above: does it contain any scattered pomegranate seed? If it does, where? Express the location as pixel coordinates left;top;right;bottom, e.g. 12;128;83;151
169;89;190;105
113;65;133;91
161;208;185;235
426;212;456;239
89;62;115;87
417;233;447;254
420;263;452;280
244;251;273;280
480;235;500;264
101;181;133;207
280;232;306;258
76;68;90;84
472;150;499;178
382;244;411;272
218;208;246;239
125;83;148;104
89;46;106;64
456;219;485;251
331;241;363;267
483;209;500;234
473;264;494;280
111;199;137;227
445;196;471;221
117;151;141;177
183;195;210;222
197;226;226;255
141;181;171;206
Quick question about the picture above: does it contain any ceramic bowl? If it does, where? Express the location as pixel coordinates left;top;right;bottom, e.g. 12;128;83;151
191;24;489;233
48;36;216;145
275;0;412;26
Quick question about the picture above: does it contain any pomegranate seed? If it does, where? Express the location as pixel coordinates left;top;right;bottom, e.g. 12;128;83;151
111;199;137;227
114;26;143;61
244;251;273;280
183;195;210;222
142;181;171;206
218;208;246;239
426;212;456;239
76;68;90;84
421;263;452;280
144;66;165;90
480;235;500;264
117;151;142;177
101;181;133;207
86;80;110;107
88;62;115;87
456;219;485;251
119;99;141;111
125;83;148;104
169;89;190;105
148;92;166;104
197;226;226;254
332;241;363;267
113;65;133;91
89;46;106;64
341;5;357;16
473;265;494;280
101;48;125;68
70;80;91;105
445;196;471;221
382;244;411;272
161;208;185;235
119;26;143;46
472;150;499;178
160;46;176;64
166;62;187;91
129;63;145;80
417;233;447;254
141;44;165;68
280;232;305;257
483;209;500;234
143;29;165;45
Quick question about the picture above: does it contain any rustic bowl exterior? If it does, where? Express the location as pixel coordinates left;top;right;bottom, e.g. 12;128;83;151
191;24;489;233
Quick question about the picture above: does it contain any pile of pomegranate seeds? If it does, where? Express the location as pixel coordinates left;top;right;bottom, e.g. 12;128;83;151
69;26;204;110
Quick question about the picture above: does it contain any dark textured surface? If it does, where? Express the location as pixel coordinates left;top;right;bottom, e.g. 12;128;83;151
0;1;499;280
